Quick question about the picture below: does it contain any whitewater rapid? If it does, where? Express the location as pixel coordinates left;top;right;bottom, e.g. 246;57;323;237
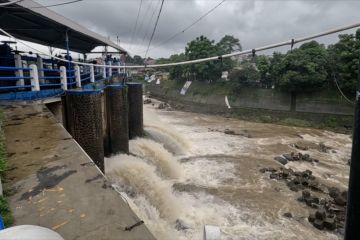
105;98;351;240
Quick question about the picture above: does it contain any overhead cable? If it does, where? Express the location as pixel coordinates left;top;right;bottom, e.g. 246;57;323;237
0;0;22;6
144;0;165;58
1;0;83;8
139;0;226;55
1;21;360;69
129;0;144;50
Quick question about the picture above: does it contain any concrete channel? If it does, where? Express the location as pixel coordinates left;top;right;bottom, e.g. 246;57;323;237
1;99;156;240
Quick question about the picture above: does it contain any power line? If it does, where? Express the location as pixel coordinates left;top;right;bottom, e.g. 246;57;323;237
140;0;161;51
1;0;83;8
129;0;144;50
139;0;226;55
0;0;22;6
1;21;360;69
144;0;165;58
333;73;355;104
134;0;156;47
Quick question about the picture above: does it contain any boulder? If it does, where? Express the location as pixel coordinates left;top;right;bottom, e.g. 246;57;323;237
334;196;347;206
157;103;166;109
175;219;190;231
143;99;152;104
224;129;236;135
302;190;311;199
313;219;324;230
274;156;288;165
315;210;326;221
324;217;336;230
308;214;315;223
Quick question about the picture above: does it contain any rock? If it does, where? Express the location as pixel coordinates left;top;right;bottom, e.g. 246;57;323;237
175;219;190;231
302;170;312;178
334;196;347;206
224;129;236;135
302;190;311;199
268;167;277;173
319;142;331;153
329;187;340;199
274;156;288;165
308;214;315;223
158;103;166;109
282;169;290;178
270;173;278;179
283;154;293;161
341;190;348;200
324;217;336;230
313;219;324;230
143;99;152;104
259;168;268;173
315;210;326;221
283;212;292;218
294;143;309;151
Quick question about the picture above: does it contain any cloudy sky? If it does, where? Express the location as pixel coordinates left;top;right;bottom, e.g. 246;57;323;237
9;0;360;58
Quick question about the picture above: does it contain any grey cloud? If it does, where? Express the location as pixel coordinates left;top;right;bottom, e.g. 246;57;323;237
39;0;360;58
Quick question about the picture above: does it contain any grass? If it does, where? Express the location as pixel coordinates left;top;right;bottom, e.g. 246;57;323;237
0;111;14;227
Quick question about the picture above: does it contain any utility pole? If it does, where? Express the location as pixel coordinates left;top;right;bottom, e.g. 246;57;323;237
344;53;360;240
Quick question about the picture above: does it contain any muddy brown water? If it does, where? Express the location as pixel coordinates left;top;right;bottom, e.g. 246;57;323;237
89;98;352;239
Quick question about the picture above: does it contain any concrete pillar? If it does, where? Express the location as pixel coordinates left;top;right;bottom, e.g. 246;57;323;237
117;62;121;74
14;54;24;87
36;54;45;84
29;64;40;91
74;65;81;88
104;84;129;156
90;64;95;83
62;90;105;172
60;66;68;90
127;82;143;139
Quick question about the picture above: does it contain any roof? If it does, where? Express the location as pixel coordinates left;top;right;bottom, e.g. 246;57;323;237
0;0;127;54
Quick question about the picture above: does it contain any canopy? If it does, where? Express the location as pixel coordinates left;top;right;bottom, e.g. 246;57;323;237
0;0;127;54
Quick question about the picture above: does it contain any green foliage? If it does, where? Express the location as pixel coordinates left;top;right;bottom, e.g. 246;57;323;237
0;196;13;226
328;29;360;95
0;112;13;227
162;34;240;82
255;55;271;88
229;62;260;93
276;41;329;92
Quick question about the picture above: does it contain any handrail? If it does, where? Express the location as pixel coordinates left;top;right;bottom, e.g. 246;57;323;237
0;66;32;71
0;76;32;80
0;85;33;90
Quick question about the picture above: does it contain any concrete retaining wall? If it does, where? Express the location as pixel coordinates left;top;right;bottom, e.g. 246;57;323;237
146;84;354;116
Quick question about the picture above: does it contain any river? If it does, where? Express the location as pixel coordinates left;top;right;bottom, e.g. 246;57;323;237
105;98;351;240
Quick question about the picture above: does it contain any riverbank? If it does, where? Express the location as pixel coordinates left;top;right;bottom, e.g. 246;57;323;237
145;81;354;134
0;101;155;240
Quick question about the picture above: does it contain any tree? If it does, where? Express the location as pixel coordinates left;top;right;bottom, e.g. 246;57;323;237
168;53;188;82
185;35;220;82
229;62;260;93
328;29;360;95
256;55;271;88
216;35;242;54
276;41;328;93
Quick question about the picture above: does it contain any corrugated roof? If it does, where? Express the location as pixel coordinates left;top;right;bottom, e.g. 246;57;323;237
0;0;127;53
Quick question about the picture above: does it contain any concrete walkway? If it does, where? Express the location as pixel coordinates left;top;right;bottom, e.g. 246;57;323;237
1;101;156;240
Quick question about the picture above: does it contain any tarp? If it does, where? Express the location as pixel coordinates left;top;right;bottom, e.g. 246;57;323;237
0;0;127;54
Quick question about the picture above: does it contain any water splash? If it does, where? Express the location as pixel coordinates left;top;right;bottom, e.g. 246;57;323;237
106;154;181;221
129;138;183;179
145;125;189;155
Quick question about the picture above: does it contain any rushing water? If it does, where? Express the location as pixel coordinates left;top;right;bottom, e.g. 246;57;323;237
105;98;351;240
